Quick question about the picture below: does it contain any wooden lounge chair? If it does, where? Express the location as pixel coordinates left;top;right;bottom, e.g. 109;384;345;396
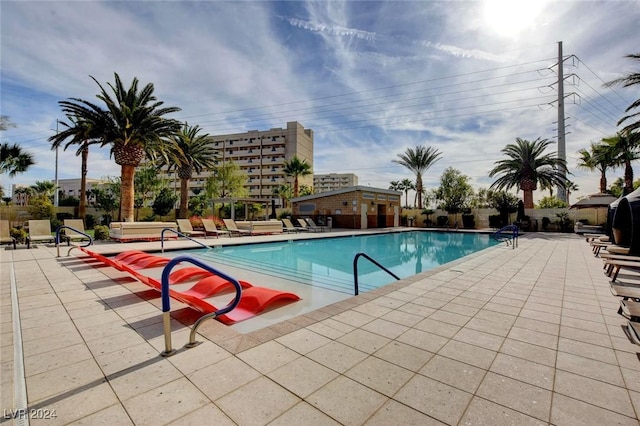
0;220;16;249
27;219;55;248
62;219;91;246
201;218;230;238
176;219;206;239
223;219;252;236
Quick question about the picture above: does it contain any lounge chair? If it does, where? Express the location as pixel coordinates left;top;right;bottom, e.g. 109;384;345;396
282;218;307;233
223;219;252;237
0;220;16;249
201;218;230;238
27;219;55;248
304;218;329;232
62;219;91;246
296;218;312;231
176;219;206;239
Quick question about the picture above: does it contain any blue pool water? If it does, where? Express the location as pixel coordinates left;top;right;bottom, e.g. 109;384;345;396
193;231;498;294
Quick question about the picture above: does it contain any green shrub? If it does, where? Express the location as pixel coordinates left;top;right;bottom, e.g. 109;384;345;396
93;225;109;240
85;214;96;229
278;210;292;220
10;227;27;243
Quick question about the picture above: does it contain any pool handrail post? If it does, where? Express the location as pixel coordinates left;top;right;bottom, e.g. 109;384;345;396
159;255;242;357
353;252;400;296
161;227;208;253
55;225;93;257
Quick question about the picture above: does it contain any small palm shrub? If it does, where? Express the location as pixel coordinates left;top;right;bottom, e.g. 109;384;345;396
93;225;109;240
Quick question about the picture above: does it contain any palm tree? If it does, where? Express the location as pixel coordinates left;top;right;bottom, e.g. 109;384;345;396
392;145;442;209
489;137;566;208
576;142;616;193
62;73;182;221
283;155;312;198
399;178;415;208
30;180;56;202
159;123;218;218
0;143;35;177
565;180;578;204
48;116;103;219
605;53;640;136
603;133;640;195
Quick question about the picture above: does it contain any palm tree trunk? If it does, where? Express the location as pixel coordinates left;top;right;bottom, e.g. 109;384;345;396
293;177;299;198
624;160;634;195
120;165;136;221
523;190;534;209
179;178;189;219
79;142;88;219
600;172;607;194
416;174;423;209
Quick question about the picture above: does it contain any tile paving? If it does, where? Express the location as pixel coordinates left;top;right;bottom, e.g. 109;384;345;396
1;231;640;425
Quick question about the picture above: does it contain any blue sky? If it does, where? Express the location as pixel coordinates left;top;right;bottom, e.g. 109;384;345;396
2;0;639;205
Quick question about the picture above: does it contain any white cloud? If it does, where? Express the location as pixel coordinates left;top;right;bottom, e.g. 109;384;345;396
2;0;639;206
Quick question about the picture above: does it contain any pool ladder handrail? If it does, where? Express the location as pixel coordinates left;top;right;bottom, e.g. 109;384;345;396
160;255;242;357
55;225;93;257
491;224;519;249
353;252;400;296
161;227;209;253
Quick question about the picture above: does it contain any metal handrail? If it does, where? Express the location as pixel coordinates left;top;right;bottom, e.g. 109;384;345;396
159;256;242;357
491;224;519;249
353;252;400;296
55;225;93;257
160;227;208;253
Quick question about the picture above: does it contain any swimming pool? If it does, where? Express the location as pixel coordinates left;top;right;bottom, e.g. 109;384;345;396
192;231;498;295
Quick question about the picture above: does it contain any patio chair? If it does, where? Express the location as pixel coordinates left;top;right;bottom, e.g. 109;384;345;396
176;219;206;238
62;219;91;246
27;220;55;248
282;218;308;233
304;218;329;232
201;218;230;238
0;220;16;249
222;219;252;236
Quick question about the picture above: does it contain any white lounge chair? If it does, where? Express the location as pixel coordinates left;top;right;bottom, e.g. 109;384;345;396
176;219;206;238
62;219;91;245
201;218;230;238
27;220;55;248
0;220;16;249
304;218;329;232
223;219;252;236
282;218;307;233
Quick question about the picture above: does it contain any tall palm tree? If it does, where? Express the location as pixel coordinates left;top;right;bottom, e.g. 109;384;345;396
0;143;35;177
605;53;640;136
603;133;640;195
61;73;182;221
489;137;566;208
392;145;442;209
576;142;616;193
283;155;312;198
48;116;103;219
159;123;218;218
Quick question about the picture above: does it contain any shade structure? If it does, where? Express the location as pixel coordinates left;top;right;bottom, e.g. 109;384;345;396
606;197;622;238
612;188;640;253
569;193;619;209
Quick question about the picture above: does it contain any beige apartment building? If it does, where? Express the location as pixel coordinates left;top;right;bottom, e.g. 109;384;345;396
159;121;314;207
313;173;358;193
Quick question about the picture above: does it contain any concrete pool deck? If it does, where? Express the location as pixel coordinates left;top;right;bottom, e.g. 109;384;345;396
1;230;639;425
